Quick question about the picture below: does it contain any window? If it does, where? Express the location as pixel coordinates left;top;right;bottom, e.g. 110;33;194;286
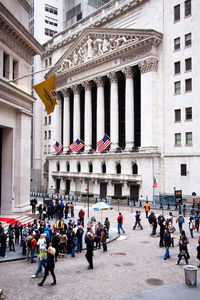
49;57;52;66
175;133;181;146
45;59;48;68
48;130;51;139
185;33;191;47
57;162;60;172
181;164;187;176
89;163;93;173
185;78;192;92
174;4;180;22
186;132;192;145
175;109;181;122
174;81;181;94
185;0;191;17
102;163;106;173
116;163;121;174
3;52;9;79
13;60;18;82
45;117;47;125
66;162;70;172
185;58;192;71
174;61;181;74
174;37;180;50
48;116;51;124
45;28;57;37
44;131;47;139
77;163;81;173
45;5;58;15
185;107;192;120
48;145;51;153
77;12;82;21
45;16;58;27
132;163;138;175
44;145;47;154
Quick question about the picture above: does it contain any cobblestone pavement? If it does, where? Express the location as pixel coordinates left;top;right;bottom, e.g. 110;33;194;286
0;206;199;300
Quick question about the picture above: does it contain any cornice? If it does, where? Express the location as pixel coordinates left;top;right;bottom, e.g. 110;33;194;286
17;0;32;13
42;0;150;57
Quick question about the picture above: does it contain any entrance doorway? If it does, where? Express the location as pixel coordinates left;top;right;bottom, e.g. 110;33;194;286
114;183;122;197
130;185;139;201
65;180;70;195
55;179;60;194
100;182;107;198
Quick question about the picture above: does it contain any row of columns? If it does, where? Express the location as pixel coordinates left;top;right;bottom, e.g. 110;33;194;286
61;66;135;152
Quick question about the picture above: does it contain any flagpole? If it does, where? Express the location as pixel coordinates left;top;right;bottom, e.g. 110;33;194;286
104;133;111;140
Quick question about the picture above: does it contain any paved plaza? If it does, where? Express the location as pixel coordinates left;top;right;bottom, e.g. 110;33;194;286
0;205;199;300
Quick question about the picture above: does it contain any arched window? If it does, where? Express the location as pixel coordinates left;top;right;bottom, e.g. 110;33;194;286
133;163;138;174
102;163;106;174
66;162;70;172
56;162;60;172
116;163;121;174
77;163;81;173
89;163;93;173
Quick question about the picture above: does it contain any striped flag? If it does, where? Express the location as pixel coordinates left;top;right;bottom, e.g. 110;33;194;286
97;135;111;152
53;141;63;153
69;139;84;152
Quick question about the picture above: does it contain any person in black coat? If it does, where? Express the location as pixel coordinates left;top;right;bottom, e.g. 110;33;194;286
197;236;200;268
85;232;94;269
0;228;7;257
163;228;171;260
38;246;56;286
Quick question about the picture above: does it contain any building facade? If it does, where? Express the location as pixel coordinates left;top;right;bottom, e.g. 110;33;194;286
0;0;42;214
39;0;198;201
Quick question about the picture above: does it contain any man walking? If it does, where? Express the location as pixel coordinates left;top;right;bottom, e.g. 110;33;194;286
144;201;150;218
78;209;85;227
85;232;94;269
117;212;125;234
133;211;143;230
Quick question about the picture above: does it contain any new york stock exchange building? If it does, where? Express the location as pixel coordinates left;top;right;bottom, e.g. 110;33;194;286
40;0;199;203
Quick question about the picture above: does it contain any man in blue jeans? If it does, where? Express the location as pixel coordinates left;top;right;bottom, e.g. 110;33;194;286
163;228;171;260
32;246;47;278
117;212;125;234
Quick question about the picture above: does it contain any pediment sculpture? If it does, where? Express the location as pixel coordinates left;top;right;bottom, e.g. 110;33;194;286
56;35;139;73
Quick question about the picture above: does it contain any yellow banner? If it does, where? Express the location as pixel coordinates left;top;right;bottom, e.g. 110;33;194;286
33;75;58;115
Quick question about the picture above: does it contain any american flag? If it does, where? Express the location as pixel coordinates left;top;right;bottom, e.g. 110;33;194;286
69;139;84;152
53;141;63;153
97;135;111;152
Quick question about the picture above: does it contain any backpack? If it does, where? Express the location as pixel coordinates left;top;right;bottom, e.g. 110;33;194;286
179;216;184;224
26;236;32;248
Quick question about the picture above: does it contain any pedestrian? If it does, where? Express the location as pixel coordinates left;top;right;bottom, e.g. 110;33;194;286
0;228;7;257
197;236;200;268
189;216;195;238
30;232;37;263
168;221;176;247
181;230;190;259
158;214;165;247
76;224;84;253
59;230;67;256
78;209;85;227
8;225;15;252
32;245;47;278
100;226;107;252
64;202;69;219
176;214;185;233
71;202;74;218
85;232;94;269
133;211;143;230
117;212;125;234
51;231;60;262
176;234;189;265
30;198;37;214
104;217;110;238
38;246;56;286
195;212;200;232
163;228;171;260
14;222;20;245
144;201;150;218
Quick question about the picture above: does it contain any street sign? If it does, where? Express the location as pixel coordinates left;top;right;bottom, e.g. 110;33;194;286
154;182;157;188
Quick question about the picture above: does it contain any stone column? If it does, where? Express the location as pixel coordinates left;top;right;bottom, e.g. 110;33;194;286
95;77;105;143
71;85;81;140
83;81;92;151
62;89;70;151
138;58;158;148
108;72;119;151
123;67;134;151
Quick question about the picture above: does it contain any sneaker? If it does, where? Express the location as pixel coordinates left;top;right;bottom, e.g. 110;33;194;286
38;283;43;286
31;275;36;278
175;262;178;265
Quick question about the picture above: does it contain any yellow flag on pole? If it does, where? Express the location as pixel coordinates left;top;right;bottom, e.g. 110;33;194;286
33;75;58;115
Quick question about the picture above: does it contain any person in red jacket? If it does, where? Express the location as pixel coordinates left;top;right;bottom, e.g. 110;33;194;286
117;212;125;234
30;232;37;263
78;209;85;227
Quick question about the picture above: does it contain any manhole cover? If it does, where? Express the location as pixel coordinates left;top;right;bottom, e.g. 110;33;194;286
146;278;164;286
123;262;134;266
141;241;150;244
114;264;122;267
111;252;127;256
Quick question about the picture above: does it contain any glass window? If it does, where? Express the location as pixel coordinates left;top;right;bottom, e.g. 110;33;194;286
44;131;47;139
186;132;192;145
48;116;51;124
185;33;191;47
48;130;51;139
185;0;191;17
49;57;52;66
175;109;181;122
3;52;10;79
185;107;192;120
175;133;181;146
175;81;181;94
102;163;106;173
185;58;192;71
174;37;181;50
66;162;70;172
45;116;47;125
174;4;180;22
89;163;93;173
77;163;81;172
181;164;187;176
185;78;192;92
132;163;138;175
57;162;60;172
116;163;121;174
174;61;181;74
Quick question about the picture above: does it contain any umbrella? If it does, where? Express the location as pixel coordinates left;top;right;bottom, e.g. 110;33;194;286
91;202;112;223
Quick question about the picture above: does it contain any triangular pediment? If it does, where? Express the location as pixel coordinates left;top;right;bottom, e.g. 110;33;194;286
47;27;162;78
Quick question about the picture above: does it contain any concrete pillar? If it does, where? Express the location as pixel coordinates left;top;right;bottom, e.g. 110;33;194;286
83;81;92;151
95;77;105;142
71;85;81;140
62;88;70;151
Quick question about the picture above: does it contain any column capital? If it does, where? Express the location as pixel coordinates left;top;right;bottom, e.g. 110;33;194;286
71;85;81;95
122;66;134;79
107;72;118;83
61;88;70;97
82;81;92;91
138;58;158;74
94;77;105;87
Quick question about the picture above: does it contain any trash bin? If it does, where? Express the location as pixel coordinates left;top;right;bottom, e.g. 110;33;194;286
183;265;198;287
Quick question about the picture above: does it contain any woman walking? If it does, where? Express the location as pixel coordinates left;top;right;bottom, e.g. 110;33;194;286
38;246;56;286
